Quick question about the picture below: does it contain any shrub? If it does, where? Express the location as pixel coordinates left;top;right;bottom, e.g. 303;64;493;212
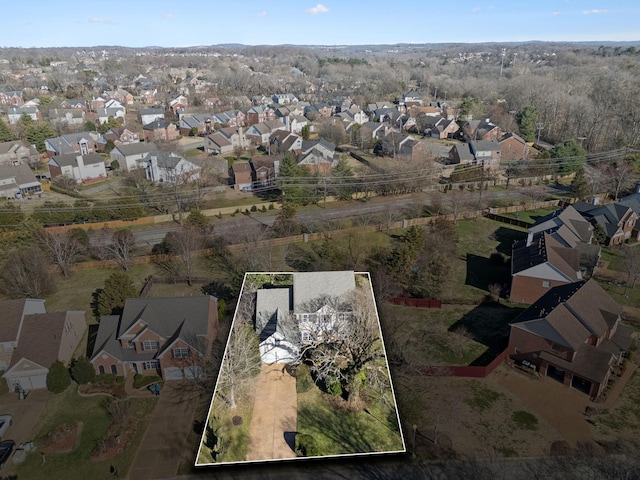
261;205;267;212
295;433;319;457
295;364;314;394
512;410;538;430
47;360;71;394
95;373;118;384
70;357;96;385
325;376;343;397
250;205;257;212
268;203;274;210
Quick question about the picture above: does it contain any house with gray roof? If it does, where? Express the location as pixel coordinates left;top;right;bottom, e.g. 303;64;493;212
508;279;633;399
45;131;97;157
0;163;43;199
110;142;157;172
48;153;107;184
90;296;218;380
0;141;40;168
573;200;639;246
139;108;165;126
253;271;357;364
143;150;200;184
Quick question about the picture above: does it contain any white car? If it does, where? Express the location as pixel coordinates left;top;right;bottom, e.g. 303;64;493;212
0;415;12;441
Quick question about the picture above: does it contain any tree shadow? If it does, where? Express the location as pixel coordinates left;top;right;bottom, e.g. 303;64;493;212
465;254;509;292
284;431;297;451
491;226;526;256
85;323;100;357
448;303;525;366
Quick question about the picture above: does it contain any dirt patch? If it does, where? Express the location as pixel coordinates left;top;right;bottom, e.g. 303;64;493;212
91;417;139;462
78;383;127;399
40;422;83;454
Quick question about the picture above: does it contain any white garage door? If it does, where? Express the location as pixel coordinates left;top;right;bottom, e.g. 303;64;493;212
163;366;202;381
10;374;47;390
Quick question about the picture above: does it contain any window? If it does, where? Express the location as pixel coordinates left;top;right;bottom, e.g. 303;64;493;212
301;331;311;342
542;281;550;288
110;364;117;374
172;348;191;359
99;365;105;375
141;340;159;351
143;361;159;370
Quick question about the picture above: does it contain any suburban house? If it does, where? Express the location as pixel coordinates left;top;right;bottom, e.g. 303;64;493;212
272;93;299;105
448;140;501;168
231;161;253;190
298;138;337;173
0;299;46;371
143;151;200;184
375;132;427;159
510;232;583;304
7;106;42;125
110;142;157;172
254;271;356;364
0;141;40;167
246;105;275;125
212;127;248;150
499;133;529;160
90;296;218;380
179;113;215;136
97;127;139;151
169;95;188;114
462;118;502;141
528;205;601;275
97;106;126;125
49;108;85;129
400;91;423;107
59;99;87;111
245;119;287;144
269;130;302;155
425;117;460;139
0;298;86;391
139;108;165;126
0;90;23;106
0;164;43;199
250;155;281;188
212;110;246;128
508;279;633;399
288;115;309;134
47;153;108;184
573;201;640;246
204;133;233;156
142;119;179;143
618;190;640;239
104;89;134;105
45;132;97;157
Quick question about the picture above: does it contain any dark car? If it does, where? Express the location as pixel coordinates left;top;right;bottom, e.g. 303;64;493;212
0;440;15;469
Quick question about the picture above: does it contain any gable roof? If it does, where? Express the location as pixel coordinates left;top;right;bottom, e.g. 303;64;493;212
573;201;635;238
293;271;356;311
529;205;593;247
143;119;173;130
512;233;581;281
113;142;157;157
51;153;105;167
7;312;68;369
0;299;46;343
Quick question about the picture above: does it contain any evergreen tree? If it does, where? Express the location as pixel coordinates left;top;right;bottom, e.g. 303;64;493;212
96;272;138;317
517;105;538;142
47;360;71;393
0;118;14;142
551;139;586;175
24;122;57;153
331;155;355;200
70;356;96;384
570;167;590;200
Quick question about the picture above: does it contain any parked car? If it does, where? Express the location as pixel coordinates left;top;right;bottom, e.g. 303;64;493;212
0;440;15;469
0;416;12;441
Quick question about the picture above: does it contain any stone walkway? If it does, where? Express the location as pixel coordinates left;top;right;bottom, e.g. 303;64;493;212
246;364;297;461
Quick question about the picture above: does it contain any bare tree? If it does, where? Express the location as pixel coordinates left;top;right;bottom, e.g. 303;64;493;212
1;246;56;298
36;229;85;277
623;245;640;294
101;228;137;271
603;160;635;201
165;225;204;285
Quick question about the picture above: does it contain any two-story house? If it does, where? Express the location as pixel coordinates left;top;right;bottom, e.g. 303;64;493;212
110;142;157;172
47;153;108;184
573;201;640;246
508;279;633;399
45;132;98;157
91;296;218;380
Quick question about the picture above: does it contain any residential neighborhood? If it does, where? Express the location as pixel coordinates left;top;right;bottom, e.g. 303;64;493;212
0;34;639;480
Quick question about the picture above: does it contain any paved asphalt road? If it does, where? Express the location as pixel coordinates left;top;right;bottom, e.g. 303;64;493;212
129;184;569;247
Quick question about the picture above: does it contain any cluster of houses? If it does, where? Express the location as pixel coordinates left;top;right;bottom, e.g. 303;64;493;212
0;295;219;391
507;191;640;399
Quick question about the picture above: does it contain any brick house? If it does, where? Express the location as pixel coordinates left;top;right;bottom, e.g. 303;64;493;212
142;119;179;143
0;141;40;167
231;161;253;190
573;201;640;246
90;296;218;381
508;280;633;399
462;118;502;141
250;155;281;188
499;133;529;160
510;233;582;304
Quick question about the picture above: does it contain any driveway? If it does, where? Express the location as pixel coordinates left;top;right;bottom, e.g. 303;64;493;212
127;382;199;480
496;367;593;446
246;364;297;461
0;388;49;445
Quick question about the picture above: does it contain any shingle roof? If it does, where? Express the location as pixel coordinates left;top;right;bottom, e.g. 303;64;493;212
7;312;68;369
293;271;356;311
113;142;157;156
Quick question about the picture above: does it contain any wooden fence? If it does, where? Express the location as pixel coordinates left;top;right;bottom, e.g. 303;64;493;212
416;348;509;378
389;297;442;309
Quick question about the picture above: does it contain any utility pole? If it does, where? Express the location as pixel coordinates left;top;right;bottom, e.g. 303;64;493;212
500;48;506;77
536;123;544;144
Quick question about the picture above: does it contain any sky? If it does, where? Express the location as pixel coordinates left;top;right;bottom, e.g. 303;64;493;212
2;0;639;48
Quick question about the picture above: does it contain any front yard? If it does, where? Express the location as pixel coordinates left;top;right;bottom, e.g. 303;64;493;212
8;386;156;480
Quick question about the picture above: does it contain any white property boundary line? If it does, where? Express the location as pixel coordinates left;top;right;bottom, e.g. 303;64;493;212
195;270;407;468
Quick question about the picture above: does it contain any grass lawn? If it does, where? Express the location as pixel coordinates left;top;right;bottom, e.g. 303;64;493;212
380;303;523;367
296;386;404;456
13;386;156;480
499;207;560;224
596;370;640;449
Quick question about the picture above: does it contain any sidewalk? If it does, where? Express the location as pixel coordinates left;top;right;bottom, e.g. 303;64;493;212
591;361;638;409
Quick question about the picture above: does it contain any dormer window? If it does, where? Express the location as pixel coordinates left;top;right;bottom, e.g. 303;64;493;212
142;340;159;351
